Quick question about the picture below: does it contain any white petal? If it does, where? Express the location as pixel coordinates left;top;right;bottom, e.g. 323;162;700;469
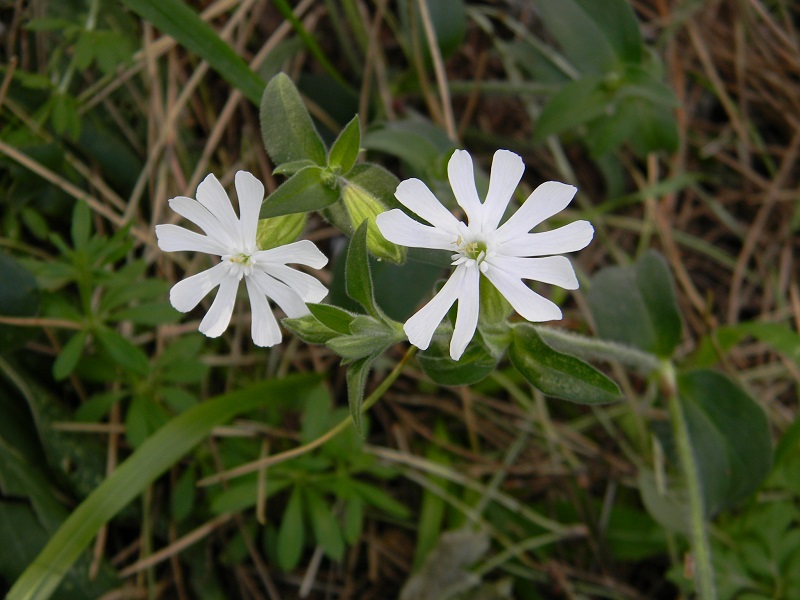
483;265;563;322
376;210;458;251
249;270;309;319
404;265;467;350
196;173;243;248
235;171;264;247
156;224;227;255
490;255;579;290
394;178;462;234
495;181;577;242
256;240;328;269
260;263;328;303
198;274;240;338
168;196;236;248
447;150;482;225
497;221;594;257
169;262;228;312
450;265;480;360
481;149;525;233
244;276;282;347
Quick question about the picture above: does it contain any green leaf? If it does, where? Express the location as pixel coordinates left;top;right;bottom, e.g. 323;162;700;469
256;212;307;250
0;253;41;350
283;314;341;345
345;354;375;436
587;250;682;358
678;369;772;516
273;159;317;176
350;480;410;519
308;304;356;335
260;73;327;167
534;76;609;140
8;374;321;600
276;486;305;571
345;222;380;318
258;167;338;219
305;488;345;561
52;330;88;381
342;495;364;545
328;116;361;173
509;324;621;404
120;0;264;104
171;468;195;523
95;328;149;377
417;340;497;386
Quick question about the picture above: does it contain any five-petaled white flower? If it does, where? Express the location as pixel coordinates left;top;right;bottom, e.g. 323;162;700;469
376;149;594;360
156;171;328;347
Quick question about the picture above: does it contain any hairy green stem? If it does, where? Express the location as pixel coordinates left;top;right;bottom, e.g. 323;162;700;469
535;325;661;375
663;362;717;600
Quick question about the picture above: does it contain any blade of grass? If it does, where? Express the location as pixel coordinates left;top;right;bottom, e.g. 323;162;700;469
7;374;321;600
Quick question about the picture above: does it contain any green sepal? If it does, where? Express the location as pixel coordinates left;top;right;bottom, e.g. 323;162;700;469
259;166;339;219
282;314;341;345
256;212;307;250
509;323;622;404
328;115;361;173
260;73;327;166
341;182;405;264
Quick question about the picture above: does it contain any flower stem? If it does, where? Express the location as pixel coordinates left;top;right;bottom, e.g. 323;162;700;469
662;361;717;600
535;325;661;375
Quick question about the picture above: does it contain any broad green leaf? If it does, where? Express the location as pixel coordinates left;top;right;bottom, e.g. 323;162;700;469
121;0;264;104
305;488;345;561
256;212;307;250
534;76;609;140
536;0;636;74
417;340;497;386
345;222;380;318
260;73;327;166
587;250;682;358
509;324;621;404
273;159;317;176
95;328;149;377
276;486;305;571
328;116;361;173
678;369;772;516
258;166;338;219
7;374;320;600
52;330;87;381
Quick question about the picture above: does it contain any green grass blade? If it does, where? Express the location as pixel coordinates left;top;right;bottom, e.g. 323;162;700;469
8;374;320;600
121;0;264;104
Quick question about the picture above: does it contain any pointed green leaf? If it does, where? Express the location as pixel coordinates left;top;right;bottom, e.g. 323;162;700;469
587;250;682;358
277;486;305;571
308;304;357;335
345;222;380;318
8;374;321;600
509;324;621;404
678;369;772;516
52;330;87;381
259;166;338;219
95;328;149;377
328;116;361;173
534;76;609;140
345;354;376;435
260;73;326;167
305;488;345;561
283;314;341;345
326;317;399;361
121;0;264;104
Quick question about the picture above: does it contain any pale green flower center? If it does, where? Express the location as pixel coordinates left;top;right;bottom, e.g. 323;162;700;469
452;235;491;273
223;252;256;279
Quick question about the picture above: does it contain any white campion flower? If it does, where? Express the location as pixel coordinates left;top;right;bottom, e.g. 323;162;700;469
155;171;328;347
376;149;594;361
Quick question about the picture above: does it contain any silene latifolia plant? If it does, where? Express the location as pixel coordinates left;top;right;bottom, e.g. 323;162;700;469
149;73;772;600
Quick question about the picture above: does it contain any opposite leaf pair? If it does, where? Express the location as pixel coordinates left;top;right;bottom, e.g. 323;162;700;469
155;149;593;360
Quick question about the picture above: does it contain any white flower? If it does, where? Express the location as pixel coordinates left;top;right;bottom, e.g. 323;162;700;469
376;149;594;360
156;171;328;347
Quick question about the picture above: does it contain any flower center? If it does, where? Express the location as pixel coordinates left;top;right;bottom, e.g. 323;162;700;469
451;234;492;273
223;251;256;279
